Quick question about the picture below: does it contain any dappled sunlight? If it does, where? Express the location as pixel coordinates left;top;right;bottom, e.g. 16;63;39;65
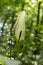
0;0;43;65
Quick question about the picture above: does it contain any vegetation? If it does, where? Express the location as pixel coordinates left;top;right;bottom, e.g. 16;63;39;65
0;57;5;65
0;0;43;65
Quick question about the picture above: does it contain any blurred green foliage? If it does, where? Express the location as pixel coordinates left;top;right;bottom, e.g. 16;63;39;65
0;57;5;65
0;0;43;65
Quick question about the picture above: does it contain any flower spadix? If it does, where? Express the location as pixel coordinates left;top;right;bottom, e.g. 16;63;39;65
12;11;26;41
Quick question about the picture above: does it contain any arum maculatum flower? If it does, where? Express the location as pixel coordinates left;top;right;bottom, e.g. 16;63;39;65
12;11;26;41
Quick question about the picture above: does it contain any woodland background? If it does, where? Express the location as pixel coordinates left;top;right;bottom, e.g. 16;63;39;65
0;0;43;65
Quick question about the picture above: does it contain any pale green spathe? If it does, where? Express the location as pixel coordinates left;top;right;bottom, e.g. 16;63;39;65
13;11;26;41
